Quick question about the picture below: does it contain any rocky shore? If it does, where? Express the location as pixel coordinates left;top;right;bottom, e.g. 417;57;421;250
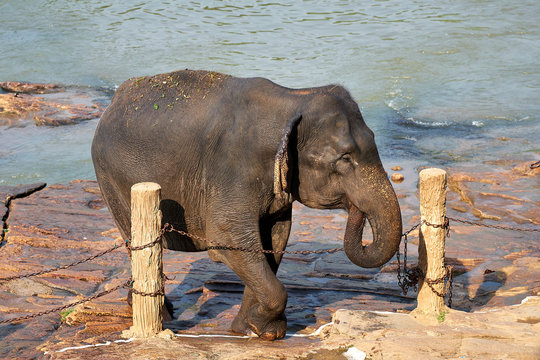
0;81;110;127
0;82;538;359
0;162;537;359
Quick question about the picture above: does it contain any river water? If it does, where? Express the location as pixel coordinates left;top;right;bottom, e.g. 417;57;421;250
1;0;539;185
0;3;539;357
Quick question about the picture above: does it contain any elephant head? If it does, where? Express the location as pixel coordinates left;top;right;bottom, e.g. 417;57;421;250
274;89;402;268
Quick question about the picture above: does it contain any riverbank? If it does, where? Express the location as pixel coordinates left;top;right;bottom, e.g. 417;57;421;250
39;296;540;359
0;160;538;358
2;0;540;355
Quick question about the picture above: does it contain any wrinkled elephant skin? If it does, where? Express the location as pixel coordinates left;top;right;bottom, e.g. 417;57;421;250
91;70;402;340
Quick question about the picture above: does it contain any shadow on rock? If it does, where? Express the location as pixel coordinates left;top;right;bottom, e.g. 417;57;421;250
450;259;508;311
161;252;416;336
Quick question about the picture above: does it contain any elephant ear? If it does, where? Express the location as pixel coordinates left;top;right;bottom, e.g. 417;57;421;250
274;114;302;202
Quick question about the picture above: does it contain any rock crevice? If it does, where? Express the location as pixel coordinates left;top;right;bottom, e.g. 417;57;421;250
1;182;47;245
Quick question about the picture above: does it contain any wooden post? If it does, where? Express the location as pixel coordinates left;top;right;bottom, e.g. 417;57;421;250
413;168;448;320
126;182;163;337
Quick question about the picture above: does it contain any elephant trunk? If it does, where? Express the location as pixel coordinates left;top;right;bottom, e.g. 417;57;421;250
343;175;402;268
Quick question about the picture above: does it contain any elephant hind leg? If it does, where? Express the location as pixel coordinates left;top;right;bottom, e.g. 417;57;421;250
95;174;131;240
230;208;292;338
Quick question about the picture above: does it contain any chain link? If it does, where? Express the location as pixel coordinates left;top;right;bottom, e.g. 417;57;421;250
397;220;454;307
124;228;170;297
423;218;451;237
424;265;454;308
164;223;345;255
0;276;170;325
129;274;171;297
448;216;539;232
395;215;538;306
530;160;540;169
130;287;164;297
124;226;167;257
396;222;423;295
4;216;532;287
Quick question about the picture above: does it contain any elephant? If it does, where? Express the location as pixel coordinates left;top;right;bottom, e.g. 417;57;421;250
91;69;402;340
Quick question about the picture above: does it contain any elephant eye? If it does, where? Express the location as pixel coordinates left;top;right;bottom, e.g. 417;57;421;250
335;153;355;173
341;154;352;162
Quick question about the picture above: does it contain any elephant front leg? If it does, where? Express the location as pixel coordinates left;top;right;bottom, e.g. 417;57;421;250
221;250;288;340
230;209;292;339
231;286;258;336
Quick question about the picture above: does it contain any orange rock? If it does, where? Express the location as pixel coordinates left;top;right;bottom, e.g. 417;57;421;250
0;84;107;126
0;93;45;125
0;81;62;94
391;173;404;183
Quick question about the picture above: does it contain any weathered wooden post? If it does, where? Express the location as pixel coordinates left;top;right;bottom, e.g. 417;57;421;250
125;182;164;337
412;168;448;321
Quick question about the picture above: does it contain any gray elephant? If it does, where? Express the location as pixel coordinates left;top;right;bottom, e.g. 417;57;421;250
91;70;402;340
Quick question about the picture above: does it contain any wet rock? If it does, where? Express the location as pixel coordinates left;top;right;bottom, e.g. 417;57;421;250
66;299;132;327
0;168;539;359
4;180;119;250
0;180;127;358
0;81;63;94
391;173;404;183
391;165;403;171
0;83;109;127
0;94;44;125
510;161;540;177
3;278;53;297
1;182;47;244
298;345;357;360
448;162;540;225
0;183;47;205
445;257;484;275
34;111;101;126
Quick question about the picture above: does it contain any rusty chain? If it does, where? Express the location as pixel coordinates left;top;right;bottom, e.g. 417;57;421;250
447;216;539;232
1;214;538;324
0;279;132;325
164;223;345;255
396;222;422;295
424;265;454;308
3;217;536;285
0;243;123;283
129;274;174;297
0;227;167;285
396;214;538;306
125;229;171;297
0;276;168;325
130;286;164;297
0;228;168;325
397;219;454;307
124;226;168;257
423;218;451;237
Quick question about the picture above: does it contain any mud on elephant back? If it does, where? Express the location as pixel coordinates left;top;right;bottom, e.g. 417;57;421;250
91;69;402;340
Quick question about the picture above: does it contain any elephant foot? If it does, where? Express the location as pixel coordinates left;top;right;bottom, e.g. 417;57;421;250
231;312;251;335
245;306;287;340
248;316;287;341
231;306;287;340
